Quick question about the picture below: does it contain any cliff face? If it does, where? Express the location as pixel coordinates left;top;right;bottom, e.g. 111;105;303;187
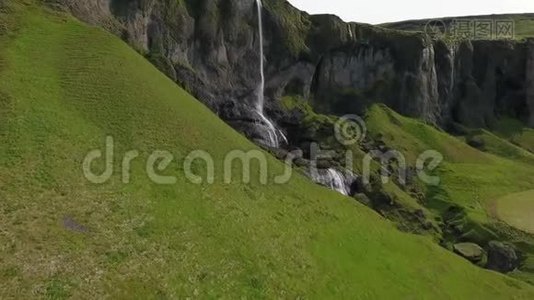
527;41;534;127
311;24;441;123
310;23;530;128
448;40;528;127
51;0;534;135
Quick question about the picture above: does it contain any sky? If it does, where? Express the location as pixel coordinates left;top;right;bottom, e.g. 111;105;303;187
287;0;534;24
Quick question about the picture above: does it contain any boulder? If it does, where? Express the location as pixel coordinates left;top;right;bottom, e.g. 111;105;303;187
453;243;486;264
486;241;521;273
467;135;485;149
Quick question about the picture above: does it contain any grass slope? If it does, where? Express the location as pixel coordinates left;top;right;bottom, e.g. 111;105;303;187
493;118;534;153
365;104;534;283
1;1;534;298
365;105;534;220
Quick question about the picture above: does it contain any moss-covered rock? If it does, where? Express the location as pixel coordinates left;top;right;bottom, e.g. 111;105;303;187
263;0;310;57
454;243;487;266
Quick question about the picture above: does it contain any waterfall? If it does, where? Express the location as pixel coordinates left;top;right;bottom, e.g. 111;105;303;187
256;0;265;113
254;0;350;196
327;169;351;196
309;168;352;196
254;0;287;148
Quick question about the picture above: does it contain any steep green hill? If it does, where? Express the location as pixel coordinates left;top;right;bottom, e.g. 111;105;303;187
1;1;534;298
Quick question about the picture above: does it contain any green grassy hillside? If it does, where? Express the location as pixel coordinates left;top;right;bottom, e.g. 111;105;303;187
493;118;534;153
364;105;534;283
365;105;534;218
1;0;534;298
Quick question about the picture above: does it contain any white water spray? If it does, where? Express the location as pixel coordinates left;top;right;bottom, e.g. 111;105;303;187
310;169;351;196
327;169;351;196
255;0;287;147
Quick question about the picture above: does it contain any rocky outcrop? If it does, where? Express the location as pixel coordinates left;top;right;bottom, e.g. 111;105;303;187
486;241;521;273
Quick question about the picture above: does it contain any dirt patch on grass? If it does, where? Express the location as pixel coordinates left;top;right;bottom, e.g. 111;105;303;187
492;191;534;234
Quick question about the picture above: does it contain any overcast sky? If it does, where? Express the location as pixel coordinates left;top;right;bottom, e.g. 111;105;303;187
287;0;534;24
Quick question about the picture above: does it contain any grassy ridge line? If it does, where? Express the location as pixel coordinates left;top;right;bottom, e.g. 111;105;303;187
382;14;534;39
494;118;534;153
0;1;533;298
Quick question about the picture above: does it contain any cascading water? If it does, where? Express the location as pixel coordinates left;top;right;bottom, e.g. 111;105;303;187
309;168;352;196
254;0;350;196
254;0;287;148
327;169;351;195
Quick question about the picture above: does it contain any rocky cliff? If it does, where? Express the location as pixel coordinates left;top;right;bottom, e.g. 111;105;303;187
48;0;534;136
528;41;534;127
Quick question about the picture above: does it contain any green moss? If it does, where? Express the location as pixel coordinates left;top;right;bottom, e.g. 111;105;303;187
264;0;310;56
